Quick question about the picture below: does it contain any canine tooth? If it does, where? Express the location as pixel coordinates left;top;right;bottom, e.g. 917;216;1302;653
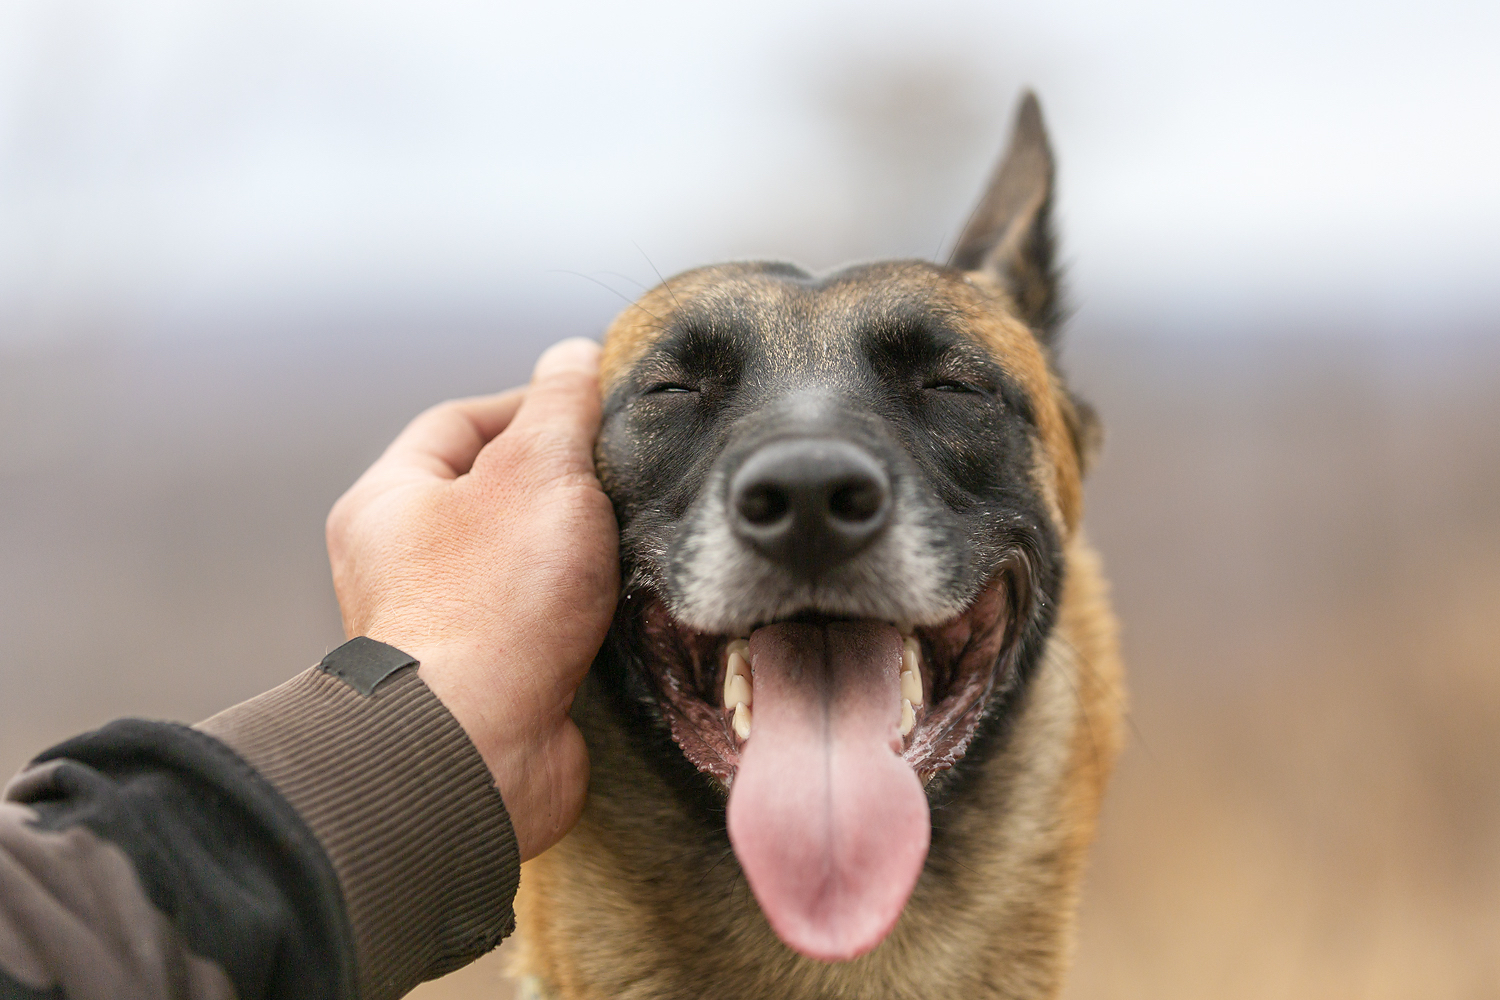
726;638;749;658
900;698;916;736
733;702;752;740
725;672;753;709
902;637;921;677
724;648;751;707
900;668;923;707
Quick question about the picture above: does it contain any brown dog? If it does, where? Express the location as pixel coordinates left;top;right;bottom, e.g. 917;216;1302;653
512;92;1123;999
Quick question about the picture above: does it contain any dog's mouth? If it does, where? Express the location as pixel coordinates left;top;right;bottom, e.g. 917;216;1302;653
621;567;1021;962
632;578;1013;786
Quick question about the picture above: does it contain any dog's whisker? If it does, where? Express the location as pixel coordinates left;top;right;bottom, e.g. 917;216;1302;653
598;269;654;294
547;268;666;324
931;225;958;264
633;241;681;309
923;840;984;880
697;844;736;886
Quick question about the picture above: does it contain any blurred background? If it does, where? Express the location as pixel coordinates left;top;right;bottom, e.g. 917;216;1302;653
2;0;1497;996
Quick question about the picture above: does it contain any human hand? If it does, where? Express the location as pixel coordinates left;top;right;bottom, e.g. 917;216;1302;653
325;338;618;861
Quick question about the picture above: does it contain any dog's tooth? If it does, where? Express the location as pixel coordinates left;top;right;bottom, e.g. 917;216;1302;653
902;637;921;677
900;668;923;707
733;702;753;740
723;649;750;707
726;638;749;658
726;672;753;709
899;698;916;737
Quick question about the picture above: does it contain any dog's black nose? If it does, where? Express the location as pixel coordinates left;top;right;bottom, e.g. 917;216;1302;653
729;439;890;571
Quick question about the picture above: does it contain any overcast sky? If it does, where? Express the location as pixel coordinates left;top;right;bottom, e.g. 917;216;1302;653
1;0;1497;343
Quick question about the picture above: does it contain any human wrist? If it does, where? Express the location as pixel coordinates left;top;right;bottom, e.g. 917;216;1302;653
398;639;580;861
197;646;521;996
406;645;508;771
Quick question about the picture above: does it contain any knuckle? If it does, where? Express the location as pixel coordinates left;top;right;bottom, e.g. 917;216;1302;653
537;367;599;398
325;494;353;548
425;397;466;420
413;398;473;440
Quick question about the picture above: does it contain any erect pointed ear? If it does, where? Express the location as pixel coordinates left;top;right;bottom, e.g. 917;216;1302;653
949;91;1061;341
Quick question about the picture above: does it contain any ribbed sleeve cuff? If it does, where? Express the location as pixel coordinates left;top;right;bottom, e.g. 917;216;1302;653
196;657;519;1000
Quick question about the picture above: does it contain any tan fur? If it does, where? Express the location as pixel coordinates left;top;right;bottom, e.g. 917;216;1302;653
513;544;1121;999
511;261;1124;998
597;266;762;392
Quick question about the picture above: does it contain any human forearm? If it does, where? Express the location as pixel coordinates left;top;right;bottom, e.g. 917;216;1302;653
1;639;520;1000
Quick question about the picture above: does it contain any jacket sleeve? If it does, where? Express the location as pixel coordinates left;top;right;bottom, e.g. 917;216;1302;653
1;638;521;1000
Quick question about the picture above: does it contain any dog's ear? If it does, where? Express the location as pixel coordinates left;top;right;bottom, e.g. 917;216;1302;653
952;93;1100;472
949;91;1061;343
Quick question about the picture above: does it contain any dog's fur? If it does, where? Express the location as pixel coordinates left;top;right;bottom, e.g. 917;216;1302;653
511;92;1124;1000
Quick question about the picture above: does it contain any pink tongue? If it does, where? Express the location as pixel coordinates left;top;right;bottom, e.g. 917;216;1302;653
726;621;930;962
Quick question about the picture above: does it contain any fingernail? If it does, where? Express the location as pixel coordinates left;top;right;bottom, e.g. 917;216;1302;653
534;338;600;380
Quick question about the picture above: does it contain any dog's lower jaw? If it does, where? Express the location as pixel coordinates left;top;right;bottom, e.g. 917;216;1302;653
510;535;1123;1000
622;563;1024;791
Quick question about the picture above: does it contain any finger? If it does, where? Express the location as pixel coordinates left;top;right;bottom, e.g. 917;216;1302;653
502;338;603;475
379;387;528;480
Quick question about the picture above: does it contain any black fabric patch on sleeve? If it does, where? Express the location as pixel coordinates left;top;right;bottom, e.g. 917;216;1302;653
319;636;419;696
20;721;357;1000
0;970;65;1000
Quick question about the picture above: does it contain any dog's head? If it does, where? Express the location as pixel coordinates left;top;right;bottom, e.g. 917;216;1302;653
593;93;1097;963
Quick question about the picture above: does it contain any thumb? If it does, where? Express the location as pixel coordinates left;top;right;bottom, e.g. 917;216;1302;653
500;338;603;476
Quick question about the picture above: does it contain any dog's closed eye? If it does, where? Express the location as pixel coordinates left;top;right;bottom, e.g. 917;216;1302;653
922;379;985;394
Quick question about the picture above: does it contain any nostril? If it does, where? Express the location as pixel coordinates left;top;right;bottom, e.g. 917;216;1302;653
739;483;790;526
728;438;891;569
829;479;884;524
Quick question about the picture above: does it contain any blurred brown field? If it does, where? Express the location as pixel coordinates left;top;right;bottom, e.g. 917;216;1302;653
1063;332;1500;1000
2;324;1496;998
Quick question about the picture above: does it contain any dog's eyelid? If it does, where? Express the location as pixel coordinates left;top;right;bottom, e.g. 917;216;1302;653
635;361;702;396
921;369;996;396
923;379;981;394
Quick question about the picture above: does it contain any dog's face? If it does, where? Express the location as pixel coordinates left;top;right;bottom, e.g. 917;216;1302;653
591;94;1095;966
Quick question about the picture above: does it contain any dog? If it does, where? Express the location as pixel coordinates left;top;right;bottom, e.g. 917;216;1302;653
511;91;1123;999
